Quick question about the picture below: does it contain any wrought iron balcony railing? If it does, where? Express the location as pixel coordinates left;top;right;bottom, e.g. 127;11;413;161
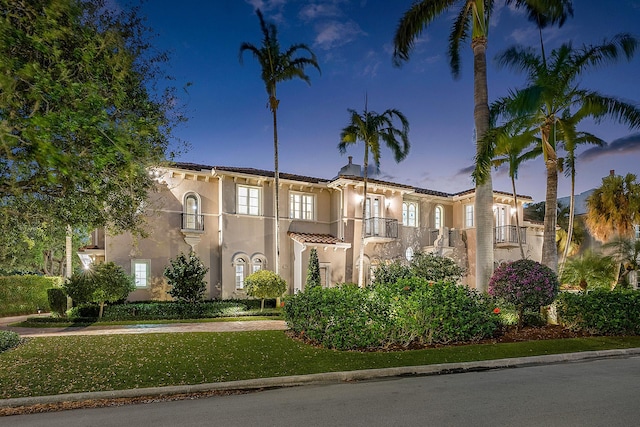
182;213;204;231
494;225;526;244
364;217;398;239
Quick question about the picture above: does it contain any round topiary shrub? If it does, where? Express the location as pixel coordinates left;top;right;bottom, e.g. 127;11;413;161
488;259;559;328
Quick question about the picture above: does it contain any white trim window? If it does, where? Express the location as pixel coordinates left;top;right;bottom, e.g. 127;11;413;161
183;192;202;230
251;255;266;273
635;224;640;240
465;204;474;228
435;206;443;230
237;185;260;216
132;259;150;288
233;256;248;289
402;201;418;227
290;193;315;220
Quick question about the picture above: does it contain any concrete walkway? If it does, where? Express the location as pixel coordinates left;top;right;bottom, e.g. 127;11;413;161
0;314;287;337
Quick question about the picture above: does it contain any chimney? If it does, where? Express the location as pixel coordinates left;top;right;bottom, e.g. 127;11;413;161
348;156;352;165
610;170;615;176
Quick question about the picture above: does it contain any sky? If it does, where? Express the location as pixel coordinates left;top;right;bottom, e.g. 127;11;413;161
139;0;640;203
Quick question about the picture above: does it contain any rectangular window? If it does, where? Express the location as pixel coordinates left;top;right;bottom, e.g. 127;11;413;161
635;224;640;240
290;193;315;220
235;264;245;289
132;260;150;288
237;185;260;216
465;204;474;228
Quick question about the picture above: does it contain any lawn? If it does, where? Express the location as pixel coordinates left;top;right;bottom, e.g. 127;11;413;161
2;331;640;400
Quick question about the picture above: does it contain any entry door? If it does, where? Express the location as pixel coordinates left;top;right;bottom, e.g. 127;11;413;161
495;206;506;242
365;197;381;235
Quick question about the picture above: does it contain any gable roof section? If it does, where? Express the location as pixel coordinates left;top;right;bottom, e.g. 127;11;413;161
288;232;345;245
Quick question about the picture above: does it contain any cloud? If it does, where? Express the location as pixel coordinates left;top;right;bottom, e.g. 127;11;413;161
245;0;287;12
579;133;640;161
313;20;365;50
299;3;342;21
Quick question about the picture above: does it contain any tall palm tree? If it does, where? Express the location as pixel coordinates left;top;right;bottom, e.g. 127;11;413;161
491;34;640;272
476;118;541;259
339;102;410;287
392;0;572;291
239;9;320;275
585;172;640;243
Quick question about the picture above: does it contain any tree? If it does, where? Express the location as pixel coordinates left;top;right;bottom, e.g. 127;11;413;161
306;247;321;289
603;236;640;288
339;102;410;287
491;34;640;272
392;0;573;291
0;0;185;274
239;9;320;277
164;252;209;303
245;270;287;312
63;262;135;318
585;172;640;243
560;250;616;291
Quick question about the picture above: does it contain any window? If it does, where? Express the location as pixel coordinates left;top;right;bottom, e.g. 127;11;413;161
234;257;247;289
237;185;260;216
635;225;640;240
405;247;414;262
435;206;443;229
132;260;150;288
183;192;202;230
251;255;266;273
366;196;382;235
290;193;315;220
402;201;418;227
465;204;474;228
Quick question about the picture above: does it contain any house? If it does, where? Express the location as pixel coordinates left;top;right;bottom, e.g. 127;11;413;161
80;158;544;300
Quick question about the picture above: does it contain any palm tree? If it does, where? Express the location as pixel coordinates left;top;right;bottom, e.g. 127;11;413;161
476;118;541;259
585;172;640;243
339;101;410;287
604;236;640;288
392;0;572;291
560;250;616;291
239;9;320;275
491;34;640;272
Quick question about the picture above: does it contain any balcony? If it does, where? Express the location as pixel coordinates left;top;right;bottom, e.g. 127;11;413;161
364;217;398;242
182;213;204;231
494;225;526;247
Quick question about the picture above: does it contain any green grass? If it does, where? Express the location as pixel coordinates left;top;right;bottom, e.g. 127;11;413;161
1;331;640;399
13;315;282;328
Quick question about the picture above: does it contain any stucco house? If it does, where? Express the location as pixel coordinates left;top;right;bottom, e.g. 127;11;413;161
80;158;544;300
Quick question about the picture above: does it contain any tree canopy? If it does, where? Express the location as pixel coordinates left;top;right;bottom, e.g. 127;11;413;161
0;0;185;240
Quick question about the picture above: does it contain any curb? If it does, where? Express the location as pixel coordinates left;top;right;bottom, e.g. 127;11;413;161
3;347;640;409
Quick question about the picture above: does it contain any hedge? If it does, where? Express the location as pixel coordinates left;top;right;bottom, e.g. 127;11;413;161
557;290;640;335
0;275;63;316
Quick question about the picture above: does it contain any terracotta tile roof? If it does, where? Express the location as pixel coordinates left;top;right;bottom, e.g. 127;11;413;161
454;188;533;200
414;187;454;198
288;232;344;245
167;162;328;184
336;174;415;190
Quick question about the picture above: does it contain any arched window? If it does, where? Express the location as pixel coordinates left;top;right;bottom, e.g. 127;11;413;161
251;255;267;273
435;206;443;230
402;201;418;227
232;254;248;289
183;192;202;230
405;247;414;262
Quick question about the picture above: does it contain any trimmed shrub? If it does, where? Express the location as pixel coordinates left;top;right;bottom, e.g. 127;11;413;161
0;275;63;316
489;260;559;328
0;330;21;353
47;288;68;317
283;284;391;350
372;252;464;286
305;248;321;288
557;290;640;335
245;270;287;311
100;301;248;320
377;278;499;346
164;252;209;303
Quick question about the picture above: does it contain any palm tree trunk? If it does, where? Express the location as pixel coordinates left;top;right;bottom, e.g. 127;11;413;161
542;158;559;272
271;98;280;276
358;145;369;288
559;169;576;276
511;176;526;259
472;36;493;292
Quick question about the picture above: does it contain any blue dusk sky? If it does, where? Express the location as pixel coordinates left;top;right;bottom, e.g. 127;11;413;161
140;0;640;203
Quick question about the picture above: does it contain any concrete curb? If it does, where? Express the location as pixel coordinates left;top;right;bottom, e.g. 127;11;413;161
3;347;640;409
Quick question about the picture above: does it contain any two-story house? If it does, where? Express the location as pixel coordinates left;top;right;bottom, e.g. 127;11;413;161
80;158;543;300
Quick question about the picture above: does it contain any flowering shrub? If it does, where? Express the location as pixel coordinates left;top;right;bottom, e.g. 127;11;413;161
489;259;559;328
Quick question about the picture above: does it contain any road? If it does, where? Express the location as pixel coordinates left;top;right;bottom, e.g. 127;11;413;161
3;356;639;427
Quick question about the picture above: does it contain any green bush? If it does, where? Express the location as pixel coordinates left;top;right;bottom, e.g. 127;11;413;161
489;260;559;328
377;278;499;346
245;270;287;311
306;248;321;288
64;262;135;318
101;301;248;320
557;290;640;335
47;288;68;317
0;330;21;352
165;252;209;303
372;251;464;286
0;275;63;316
283;284;391;350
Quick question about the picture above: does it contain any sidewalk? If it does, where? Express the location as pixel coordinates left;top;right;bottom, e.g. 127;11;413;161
0;314;287;337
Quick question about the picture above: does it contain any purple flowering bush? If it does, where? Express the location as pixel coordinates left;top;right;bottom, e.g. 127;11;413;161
488;259;559;328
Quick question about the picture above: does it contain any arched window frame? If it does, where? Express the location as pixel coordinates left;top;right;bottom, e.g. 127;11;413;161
251;254;267;273
183;192;202;230
434;205;443;230
232;254;249;290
